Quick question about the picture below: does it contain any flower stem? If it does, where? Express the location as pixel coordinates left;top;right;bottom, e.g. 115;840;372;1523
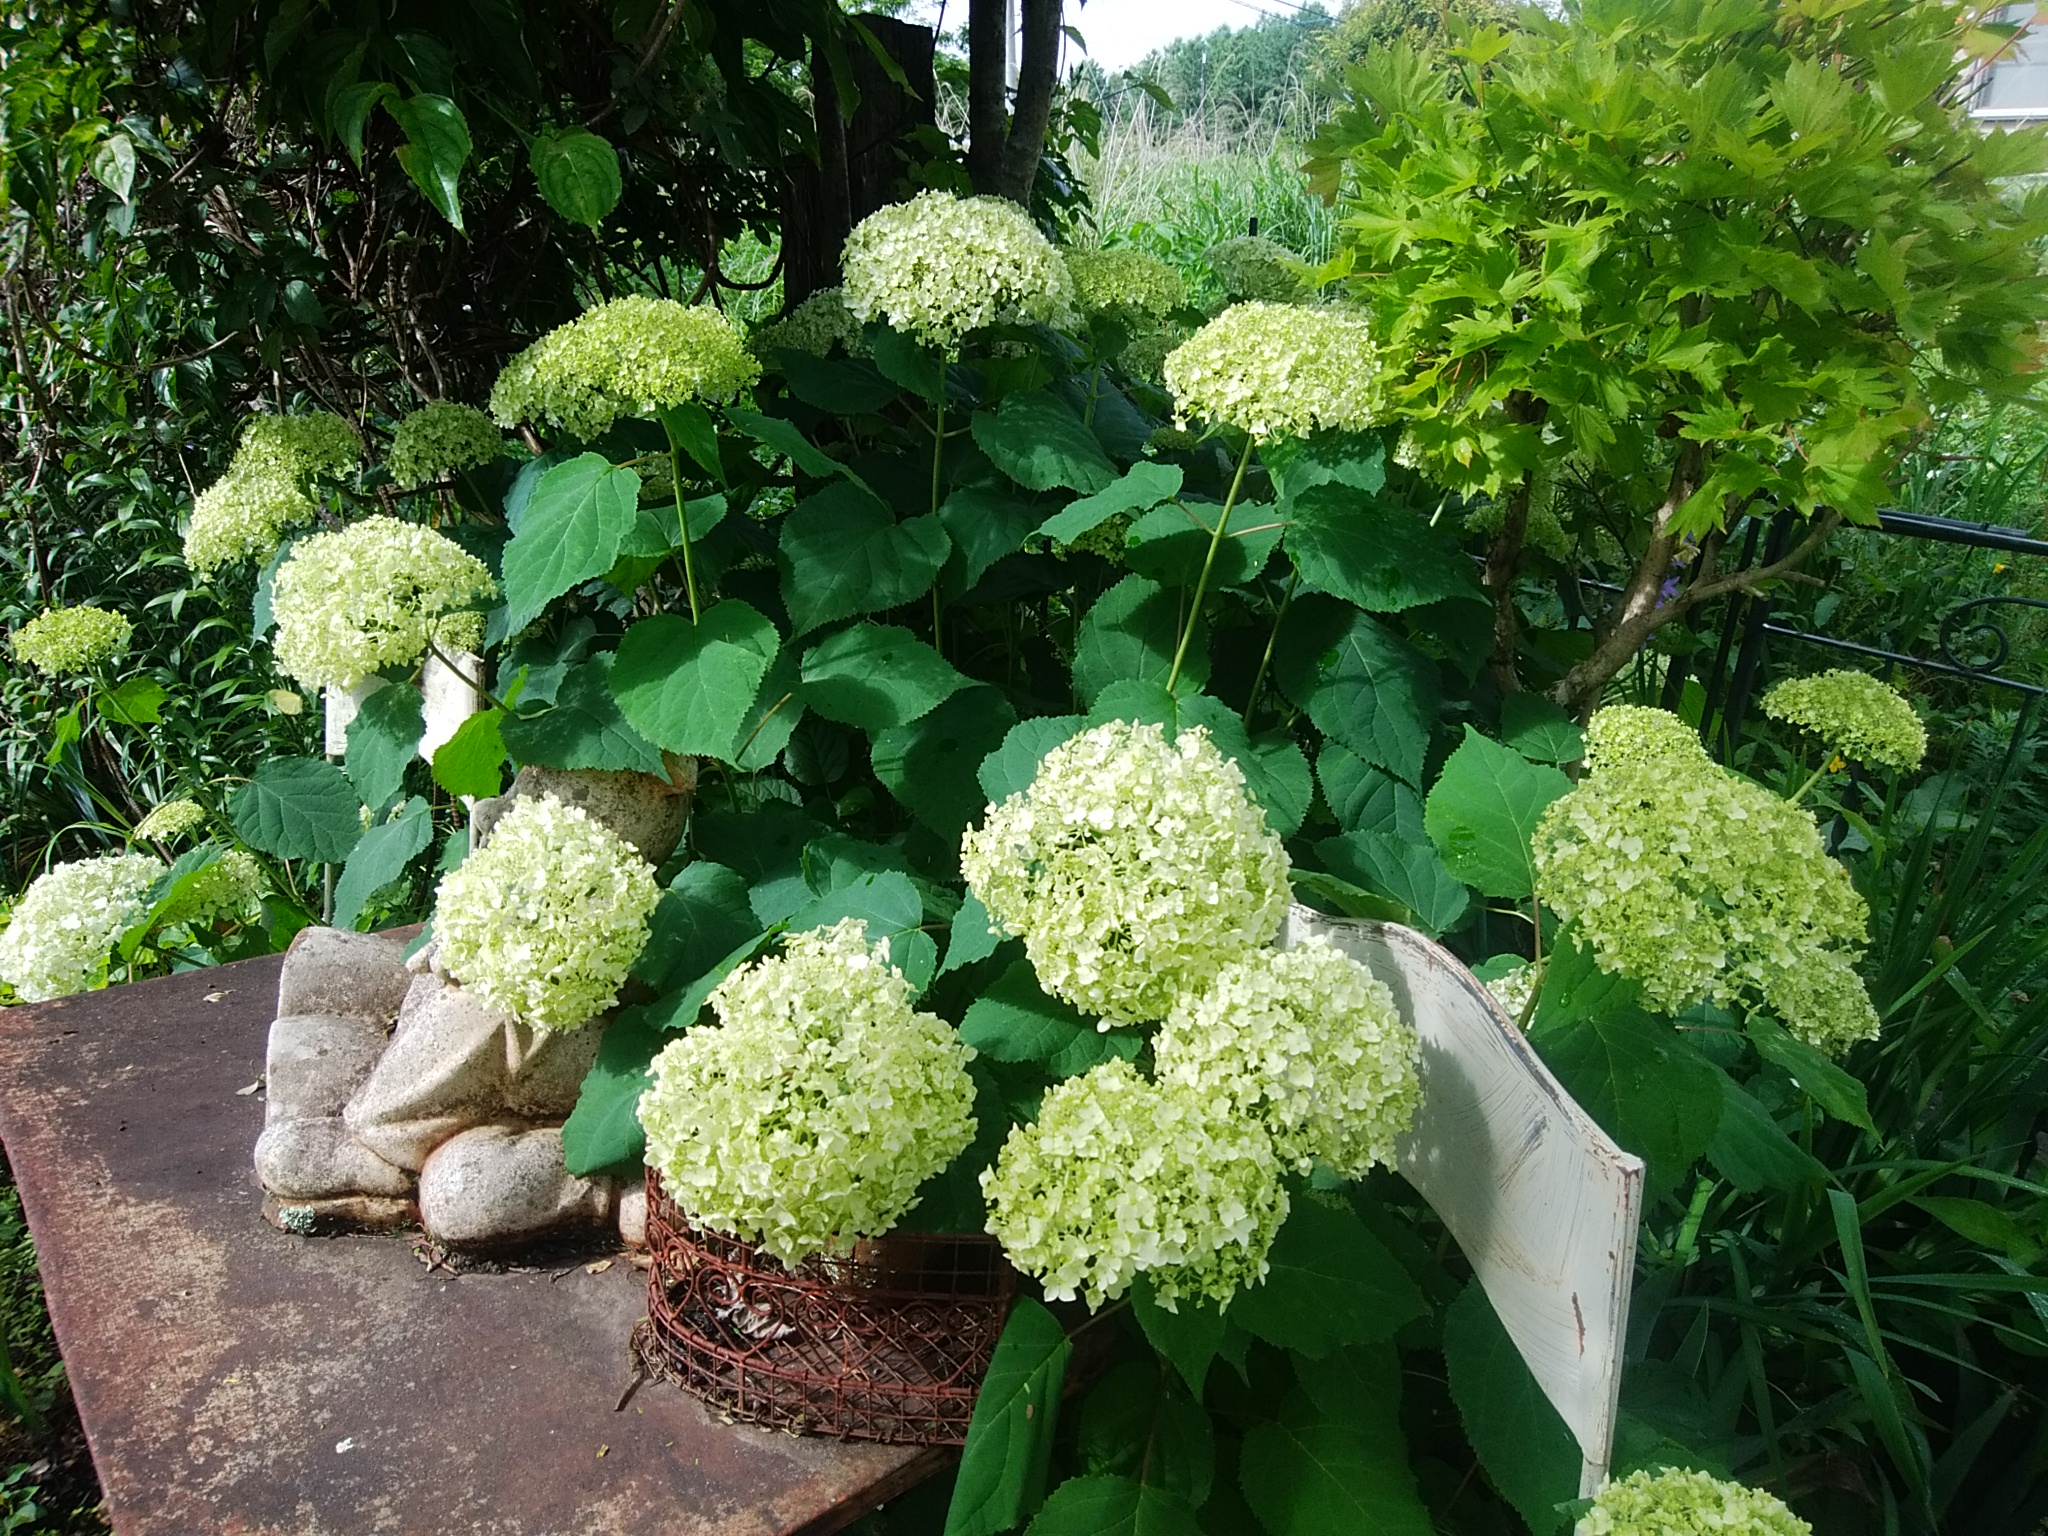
1243;567;1299;727
663;427;704;624
1791;763;1831;803
931;394;947;657
425;638;510;714
1166;435;1256;695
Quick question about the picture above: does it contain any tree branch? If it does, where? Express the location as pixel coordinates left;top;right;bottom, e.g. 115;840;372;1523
996;0;1064;204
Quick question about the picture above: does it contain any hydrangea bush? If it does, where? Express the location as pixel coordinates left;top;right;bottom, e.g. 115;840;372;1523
182;411;360;573
386;401;504;490
1584;1468;1810;1536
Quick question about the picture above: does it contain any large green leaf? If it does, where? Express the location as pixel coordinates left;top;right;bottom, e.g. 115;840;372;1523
873;686;1019;840
500;453;643;630
1746;1015;1878;1134
726;407;843;479
529;125;620;228
1423;727;1571;899
1707;1075;1828;1192
332;797;434;929
611;600;780;761
1238;1402;1433;1536
1272;598;1438;787
869;326;947;402
1073;575;1208;706
783;870;938;991
1260;432;1387;514
941;892;1005;975
1501;694;1587;765
945;1298;1073;1536
800;623;969;735
1132;1278;1233;1397
940;488;1041;593
1317;744;1424;838
1229;1196;1425;1357
384;93;472;231
1027;1477;1199;1536
1284;480;1483;613
1122;501;1281;591
1316;831;1470;936
1442;1281;1582;1536
1035;461;1183;543
561;1006;670;1176
430;707;506;799
1077;1359;1214;1506
979;716;1085;804
632;862;757;992
972;389;1118;494
775;352;901;415
97;676;167;727
345;681;424;813
499;653;666;776
779;481;951;636
731;646;807;772
231;757;364;863
961;959;1143;1077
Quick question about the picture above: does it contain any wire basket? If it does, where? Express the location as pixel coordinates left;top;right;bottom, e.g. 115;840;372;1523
634;1169;1015;1444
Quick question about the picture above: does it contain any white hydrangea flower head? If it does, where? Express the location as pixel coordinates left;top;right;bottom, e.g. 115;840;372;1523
182;413;361;574
1201;236;1305;303
961;719;1291;1024
488;296;761;442
0;852;163;1002
1155;939;1422;1178
1063;247;1187;323
1165;302;1381;441
751;287;869;361
981;1057;1289;1310
638;918;978;1267
433;794;660;1030
1480;959;1536;1023
134;799;207;844
10;605;133;677
268;516;495;690
840;191;1079;351
1534;706;1878;1054
1583;1468;1810;1536
1762;669;1927;772
386;402;504;490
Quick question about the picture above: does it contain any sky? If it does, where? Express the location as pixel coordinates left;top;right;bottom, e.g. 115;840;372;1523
897;0;1318;75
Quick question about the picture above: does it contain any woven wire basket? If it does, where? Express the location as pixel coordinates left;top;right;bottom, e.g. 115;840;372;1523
634;1169;1015;1444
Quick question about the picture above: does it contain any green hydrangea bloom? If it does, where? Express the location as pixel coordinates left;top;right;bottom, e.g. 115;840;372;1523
182;413;361;574
269;515;496;690
961;719;1291;1025
1584;1468;1810;1536
1155;939;1423;1178
133;799;207;844
1465;495;1572;562
750;287;869;361
1534;706;1879;1055
164;849;266;926
840;191;1079;350
1119;320;1193;385
1165;302;1381;441
386;402;503;491
1063;247;1187;323
1762;669;1927;771
434;795;660;1031
0;852;162;1002
639;918;978;1268
489;296;761;442
10;605;132;677
982;1057;1289;1310
1201;236;1303;303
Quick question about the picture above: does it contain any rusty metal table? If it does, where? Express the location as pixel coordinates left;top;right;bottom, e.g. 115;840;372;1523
0;955;946;1535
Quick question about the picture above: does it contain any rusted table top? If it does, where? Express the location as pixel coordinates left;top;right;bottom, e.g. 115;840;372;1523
0;955;944;1536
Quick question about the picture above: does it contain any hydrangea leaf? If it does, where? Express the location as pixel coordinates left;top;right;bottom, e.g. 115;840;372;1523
1024;1475;1200;1536
657;400;724;485
873;686;1019;841
1076;1360;1214;1506
1442;1281;1581;1536
1707;1075;1829;1193
96;676;168;727
631;861;756;992
779;482;952;636
730;646;807;772
692;801;827;885
1746;1015;1878;1134
1073;574;1208;707
783;870;936;992
1034;461;1183;544
611;600;779;761
979;715;1086;804
1273;596;1437;787
972;389;1118;494
499;452;643;631
868;325;947;402
941;892;1005;975
775;352;901;414
1122;500;1281;591
1260;431;1386;515
230;756;364;863
1238;1403;1433;1536
800;623;970;735
331;796;434;930
344;680;424;814
726;407;844;480
529;125;621;229
384;92;471;232
1288;869;1413;926
1424;727;1572;899
561;1005;670;1177
1317;744;1425;838
944;1298;1073;1536
1284;480;1482;614
499;653;667;776
500;449;568;534
1131;1277;1233;1397
1502;694;1587;765
940;488;1041;595
1315;831;1470;936
961;959;1143;1077
1229;1196;1426;1358
1294;1343;1404;1443
430;707;506;799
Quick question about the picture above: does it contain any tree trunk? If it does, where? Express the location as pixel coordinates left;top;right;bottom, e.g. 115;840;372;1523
967;0;1009;196
967;0;1064;205
997;0;1065;204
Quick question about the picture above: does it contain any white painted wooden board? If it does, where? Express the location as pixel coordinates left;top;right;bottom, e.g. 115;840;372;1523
1281;905;1644;1497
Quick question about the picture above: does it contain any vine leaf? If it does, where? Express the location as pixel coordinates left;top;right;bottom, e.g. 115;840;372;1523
1073;574;1207;705
979;716;1086;804
1035;461;1183;543
1284;479;1482;613
560;1006;671;1177
1024;1475;1200;1536
499;654;666;776
383;93;472;232
872;685;1018;841
529;126;621;229
1238;1399;1433;1536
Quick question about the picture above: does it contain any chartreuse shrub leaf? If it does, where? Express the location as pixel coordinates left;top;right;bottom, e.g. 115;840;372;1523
611;600;779;761
972;388;1118;494
1073;575;1207;706
872;685;1018;840
97;676;167;726
961;959;1142;1078
1284;480;1482;613
331;796;434;930
779;481;951;636
1443;1280;1582;1536
430;707;507;798
345;681;424;813
499;453;642;630
499;653;667;776
945;1297;1072;1536
1424;726;1572;899
231;757;363;863
800;623;969;734
1272;596;1437;787
1229;1195;1424;1357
